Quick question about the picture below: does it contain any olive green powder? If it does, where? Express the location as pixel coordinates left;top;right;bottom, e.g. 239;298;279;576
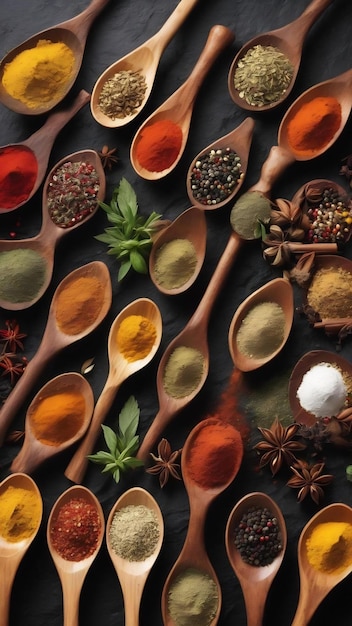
109;504;159;561
0;248;47;303
168;567;218;626
230;191;271;240
163;346;205;399
154;238;197;289
236;301;285;359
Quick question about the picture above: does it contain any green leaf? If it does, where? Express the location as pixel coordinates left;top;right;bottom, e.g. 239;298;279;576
130;249;148;274
118;260;132;281
117;178;138;219
112;468;121;483
87;450;115;465
119;396;139;438
101;424;118;454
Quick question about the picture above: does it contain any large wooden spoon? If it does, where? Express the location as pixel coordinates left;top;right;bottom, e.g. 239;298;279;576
130;25;235;181
0;90;91;214
65;298;162;484
0;148;106;310
0;260;112;447
225;491;287;626
291;503;352;626
228;0;334;112
47;485;105;626
10;372;94;475
91;0;201;128
0;473;43;626
106;487;164;626
0;0;110;115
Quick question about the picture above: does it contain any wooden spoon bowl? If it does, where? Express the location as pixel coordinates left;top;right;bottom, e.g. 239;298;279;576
228;277;294;372
130;25;235;181
10;372;94;475
106;487;164;626
0;149;106;310
0;473;43;626
228;0;334;112
0;0;110;115
291;503;352;626
47;485;105;626
225;491;287;626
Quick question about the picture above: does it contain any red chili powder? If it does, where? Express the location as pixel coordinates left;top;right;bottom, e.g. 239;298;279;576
50;497;101;561
0;145;38;209
135;119;183;172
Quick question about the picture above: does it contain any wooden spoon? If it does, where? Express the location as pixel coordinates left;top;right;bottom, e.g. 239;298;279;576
47;485;105;626
0;473;43;626
10;372;94;475
149;206;207;295
225;491;287;626
130;25;235;181
228;0;334;112
106;487;164;626
65;297;162;484
0;0;110;115
0;90;91;214
291;502;352;626
161;417;243;626
0;148;106;310
186;117;255;210
91;0;201;128
0;260;112;447
228;277;294;372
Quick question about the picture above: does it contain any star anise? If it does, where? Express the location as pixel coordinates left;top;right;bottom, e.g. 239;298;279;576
98;145;119;170
254;417;306;476
0;319;26;352
147;438;182;488
0;354;27;386
270;198;310;237
262;225;293;267
287;460;333;504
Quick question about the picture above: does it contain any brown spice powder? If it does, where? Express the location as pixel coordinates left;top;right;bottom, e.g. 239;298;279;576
307;267;352;319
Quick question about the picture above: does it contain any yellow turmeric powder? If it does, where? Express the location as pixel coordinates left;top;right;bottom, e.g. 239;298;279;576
2;39;75;109
0;485;42;542
29;391;86;446
306;521;352;574
116;314;156;361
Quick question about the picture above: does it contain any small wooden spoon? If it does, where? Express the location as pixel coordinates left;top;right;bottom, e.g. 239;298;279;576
106;487;164;626
47;485;105;626
228;0;334;112
130;25;235;181
0;149;106;310
186;117;255;210
0;90;91;214
0;260;112;447
65;298;162;484
161;417;243;626
225;492;287;626
291;502;352;626
10;372;94;475
0;0;110;115
91;0;201;128
149;206;207;295
0;473;43;626
228;277;294;372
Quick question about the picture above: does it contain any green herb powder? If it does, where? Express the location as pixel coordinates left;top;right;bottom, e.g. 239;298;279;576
167;567;219;626
109;504;159;561
0;248;47;303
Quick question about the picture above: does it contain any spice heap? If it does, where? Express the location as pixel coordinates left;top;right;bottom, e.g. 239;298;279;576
297;363;347;418
167;567;219;626
233;44;294;107
230;190;272;239
0;146;38;209
154;238;197;290
116;314;157;362
236;301;286;359
0;248;47;304
55;273;105;335
163;346;205;399
189;148;242;206
109;504;160;561
305;521;352;574
29;390;86;446
135;119;183;172
0;485;41;542
98;69;147;120
232;505;283;566
2;39;75;108
50;497;101;561
307;266;352;319
47;160;100;228
303;187;352;244
287;96;341;156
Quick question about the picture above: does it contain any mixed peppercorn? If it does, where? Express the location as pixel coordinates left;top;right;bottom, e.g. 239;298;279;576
233;505;283;566
304;187;352;245
189;147;242;206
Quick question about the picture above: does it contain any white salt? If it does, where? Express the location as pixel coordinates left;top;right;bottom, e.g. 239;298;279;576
296;362;347;418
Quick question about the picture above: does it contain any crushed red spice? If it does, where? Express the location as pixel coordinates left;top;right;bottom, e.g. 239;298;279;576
50;497;101;561
47;160;100;228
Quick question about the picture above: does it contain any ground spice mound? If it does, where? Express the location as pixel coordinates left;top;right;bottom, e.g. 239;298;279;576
307;266;352;318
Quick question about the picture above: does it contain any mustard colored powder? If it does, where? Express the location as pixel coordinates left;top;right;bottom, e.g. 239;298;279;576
116;314;157;361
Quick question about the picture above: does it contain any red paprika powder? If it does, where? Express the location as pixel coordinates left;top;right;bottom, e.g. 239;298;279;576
135;119;183;172
286;96;341;156
0;145;38;209
50;497;101;561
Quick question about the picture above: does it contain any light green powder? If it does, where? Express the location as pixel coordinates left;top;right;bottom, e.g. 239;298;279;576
168;567;218;626
154;238;197;289
236;301;285;358
163;346;205;398
0;248;47;303
109;504;159;561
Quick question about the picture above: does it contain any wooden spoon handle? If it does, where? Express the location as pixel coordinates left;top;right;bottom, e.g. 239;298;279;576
282;0;334;46
62;0;111;40
249;145;296;197
0;568;16;626
150;0;201;56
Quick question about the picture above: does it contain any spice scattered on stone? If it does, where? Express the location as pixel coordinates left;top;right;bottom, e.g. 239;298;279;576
109;504;160;561
47;160;100;228
190;148;242;206
98;69;147;120
233;505;282;566
304;187;352;244
50;497;101;561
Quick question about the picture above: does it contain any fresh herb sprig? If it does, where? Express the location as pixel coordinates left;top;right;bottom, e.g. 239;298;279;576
87;396;144;483
95;177;162;281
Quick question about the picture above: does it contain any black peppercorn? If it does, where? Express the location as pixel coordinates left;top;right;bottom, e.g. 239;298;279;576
233;505;282;566
190;147;242;206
